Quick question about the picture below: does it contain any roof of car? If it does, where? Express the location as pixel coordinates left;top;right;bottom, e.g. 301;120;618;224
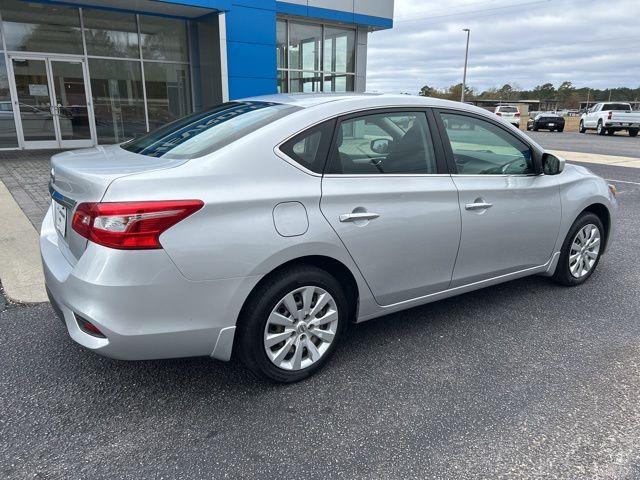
241;92;478;111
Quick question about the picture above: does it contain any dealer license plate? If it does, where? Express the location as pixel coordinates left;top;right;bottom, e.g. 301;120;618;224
53;201;67;237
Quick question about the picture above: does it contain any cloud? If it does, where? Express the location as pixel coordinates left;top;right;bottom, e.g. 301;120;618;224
366;0;640;94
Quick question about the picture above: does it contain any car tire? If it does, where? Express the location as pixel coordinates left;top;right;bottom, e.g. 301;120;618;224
606;129;614;136
558;127;564;133
533;125;539;131
552;212;604;287
597;121;606;136
579;120;586;133
630;129;638;137
236;265;350;383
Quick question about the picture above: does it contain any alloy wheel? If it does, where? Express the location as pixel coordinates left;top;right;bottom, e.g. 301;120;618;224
569;224;601;278
263;286;339;371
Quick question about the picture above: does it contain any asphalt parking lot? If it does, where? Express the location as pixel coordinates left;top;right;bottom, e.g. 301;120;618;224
1;160;639;479
526;130;640;158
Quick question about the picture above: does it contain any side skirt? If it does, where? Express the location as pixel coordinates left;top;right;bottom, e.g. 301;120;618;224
356;252;561;323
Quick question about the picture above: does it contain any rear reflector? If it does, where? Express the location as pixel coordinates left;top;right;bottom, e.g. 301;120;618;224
75;314;106;338
72;200;203;250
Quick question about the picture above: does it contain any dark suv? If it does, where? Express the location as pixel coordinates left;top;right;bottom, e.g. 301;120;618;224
527;112;565;132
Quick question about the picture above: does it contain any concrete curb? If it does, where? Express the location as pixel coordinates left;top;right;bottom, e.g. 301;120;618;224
552;150;640;169
0;180;47;304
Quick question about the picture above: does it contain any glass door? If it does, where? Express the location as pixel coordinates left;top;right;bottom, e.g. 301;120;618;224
50;60;93;148
10;56;95;149
10;57;58;148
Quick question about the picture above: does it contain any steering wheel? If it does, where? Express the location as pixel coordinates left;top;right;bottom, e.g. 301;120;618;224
500;158;528;174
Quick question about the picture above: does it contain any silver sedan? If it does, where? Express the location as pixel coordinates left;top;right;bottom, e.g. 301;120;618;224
41;94;617;382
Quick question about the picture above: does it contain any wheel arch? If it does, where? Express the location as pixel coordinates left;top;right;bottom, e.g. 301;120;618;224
580;203;611;252
237;255;361;329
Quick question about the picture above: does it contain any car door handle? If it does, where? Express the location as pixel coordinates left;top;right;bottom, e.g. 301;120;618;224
465;202;493;211
339;212;380;222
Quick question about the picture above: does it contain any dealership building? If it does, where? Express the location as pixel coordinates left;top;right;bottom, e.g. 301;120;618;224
0;0;394;150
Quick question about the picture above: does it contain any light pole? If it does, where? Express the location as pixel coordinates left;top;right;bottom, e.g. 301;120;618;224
461;28;471;103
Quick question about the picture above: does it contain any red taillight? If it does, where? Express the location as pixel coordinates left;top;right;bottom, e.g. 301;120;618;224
515;112;521;117
496;112;502;116
607;111;613;120
72;200;204;250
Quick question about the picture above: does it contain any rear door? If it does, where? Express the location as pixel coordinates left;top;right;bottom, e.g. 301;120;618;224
319;109;461;306
434;109;561;287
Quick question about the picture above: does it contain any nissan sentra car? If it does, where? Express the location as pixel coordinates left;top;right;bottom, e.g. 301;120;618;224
42;94;617;383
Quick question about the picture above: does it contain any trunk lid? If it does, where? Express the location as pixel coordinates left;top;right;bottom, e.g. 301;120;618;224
49;144;188;261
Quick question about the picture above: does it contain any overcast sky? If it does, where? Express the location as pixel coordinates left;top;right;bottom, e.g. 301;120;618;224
366;0;640;94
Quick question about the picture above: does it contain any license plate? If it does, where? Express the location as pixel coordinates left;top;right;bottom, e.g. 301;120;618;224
548;123;555;126
53;200;67;237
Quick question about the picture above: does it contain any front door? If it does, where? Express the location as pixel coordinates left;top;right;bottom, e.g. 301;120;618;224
10;56;94;149
320;110;461;306
435;110;562;287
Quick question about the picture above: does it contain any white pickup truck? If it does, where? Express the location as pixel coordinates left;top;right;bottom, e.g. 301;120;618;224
579;102;640;136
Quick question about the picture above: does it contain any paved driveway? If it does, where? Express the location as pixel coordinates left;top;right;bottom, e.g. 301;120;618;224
525;130;640;158
1;161;639;479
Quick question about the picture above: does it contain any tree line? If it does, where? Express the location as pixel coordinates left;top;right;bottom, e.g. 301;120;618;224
418;82;640;108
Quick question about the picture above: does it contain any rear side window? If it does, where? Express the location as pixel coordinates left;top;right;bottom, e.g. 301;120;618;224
498;106;517;113
121;101;301;159
326;111;437;175
279;120;335;174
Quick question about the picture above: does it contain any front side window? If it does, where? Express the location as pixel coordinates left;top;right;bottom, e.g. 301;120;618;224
327;112;437;175
122;102;300;159
440;113;534;175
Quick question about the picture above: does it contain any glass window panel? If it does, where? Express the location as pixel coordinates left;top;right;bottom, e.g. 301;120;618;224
1;0;82;54
290;71;322;93
83;9;139;58
323;74;355;92
323;27;355;73
0;57;19;148
328;112;437;175
280;120;335;173
88;59;146;144
140;16;189;62
277;71;288;93
277;20;287;69
288;22;321;71
440;113;534;175
144;62;192;130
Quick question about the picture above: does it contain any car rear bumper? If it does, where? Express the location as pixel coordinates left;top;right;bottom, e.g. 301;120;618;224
604;121;640;128
40;206;260;361
537;122;564;129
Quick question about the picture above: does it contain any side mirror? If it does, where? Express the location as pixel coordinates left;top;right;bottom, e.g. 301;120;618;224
370;138;392;155
542;152;565;175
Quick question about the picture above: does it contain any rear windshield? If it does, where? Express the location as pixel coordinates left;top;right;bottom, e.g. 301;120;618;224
121;101;301;158
602;103;631;111
498;106;518;112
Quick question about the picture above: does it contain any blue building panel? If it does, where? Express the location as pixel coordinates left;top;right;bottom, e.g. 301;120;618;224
228;76;278;99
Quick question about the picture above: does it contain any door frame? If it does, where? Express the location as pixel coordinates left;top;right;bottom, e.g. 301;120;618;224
7;53;96;150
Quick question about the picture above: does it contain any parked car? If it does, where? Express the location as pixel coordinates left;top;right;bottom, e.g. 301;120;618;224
527;112;565;132
579;102;640;136
494;105;520;126
42;94;617;383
